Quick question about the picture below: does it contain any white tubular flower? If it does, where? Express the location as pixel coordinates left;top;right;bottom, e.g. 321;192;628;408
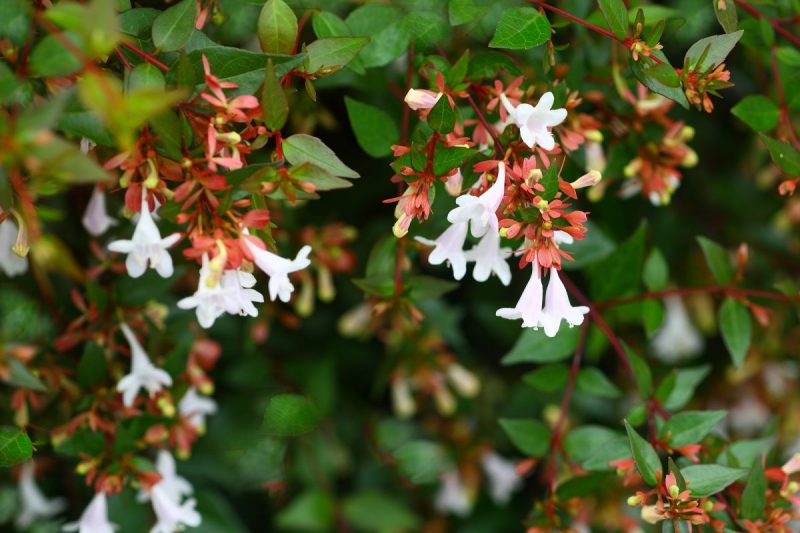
0;215;27;277
79;137;96;154
244;239;312;303
445;169;463;196
63;492;116;533
391;376;416;419
446;363;480;398
500;92;567;151
447;162;506;238
177;255;229;329
415;221;469;281
782;453;800;476
116;324;173;408
434;471;472;517
107;196;180;279
464;229;512;285
404;88;441;111
541;268;589;338
650;295;704;362
16;462;66;529
82;186;117;237
149;484;201;533
496;263;545;328
552;230;574;246
220;269;264;317
584;142;606;173
481;452;523;505
178;388;218;432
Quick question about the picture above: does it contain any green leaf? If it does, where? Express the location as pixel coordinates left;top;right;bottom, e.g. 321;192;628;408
731;95;780;132
576;368;622;398
642;300;664;337
261;60;288;131
582;435;632;471
718;437;774;468
680;464;747;497
741;457;766;520
556;473;613;500
499;419;551;457
630;51;689;109
346;5;410;69
586;223;646;300
427;96;456;134
304;37;369;75
565;426;624;464
662;365;711;411
624;420;661;486
522;364;569;392
684;30;743;71
29;32;84;78
776;46;800;67
660;410;726;447
626;346;652;398
152;0;197;52
7;358;47;392
342;491;420;532
310;11;365;74
0;0;31;46
408;275;459;301
0;427;33;467
713;0;738;33
276;490;334;531
759;134;800;176
393;441;451;484
489;7;551;50
408;11;449;50
77;342;107;388
643;248;668;291
282;134;359;179
257;0;297;55
289;164;352;192
262;394;320;437
598;0;629;39
719;297;751;368
344;97;398;158
449;0;490;26
502;325;581;365
467;51;521;79
433;145;476;177
127;62;165;92
696;236;734;285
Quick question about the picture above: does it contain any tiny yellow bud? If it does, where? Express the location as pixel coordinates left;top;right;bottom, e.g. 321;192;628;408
704;500;714;512
789;481;799;493
584;129;603;143
499;227;508;238
682;149;698;168
668;484;680;498
627;495;642;507
681;126;695;141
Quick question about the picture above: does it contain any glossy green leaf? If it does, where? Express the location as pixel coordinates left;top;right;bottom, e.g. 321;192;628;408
759;134;800;176
684;30;743;71
261;60;288;131
0;427;33;467
660;410;726;447
282;134;359;179
489;7;551;50
393;441;451;484
598;0;629;39
731;95;780;132
696;236;734;285
680;464;747;497
741;457;766;520
499;419;551;457
342;491;420;532
624;420;661;486
304;37;369;75
576;368;622;398
713;0;738;33
257;0;297;55
587;223;646;300
643;248;668;291
152;0;197;52
522;364;569;392
502;325;581;365
719;297;751;368
262;394;320;437
344;97;398;158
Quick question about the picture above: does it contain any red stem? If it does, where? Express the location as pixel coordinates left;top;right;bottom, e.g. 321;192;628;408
770;46;800;149
561;274;634;377
734;0;800;48
466;92;505;159
532;0;621;43
595;286;794;309
394;44;416;298
120;42;169;71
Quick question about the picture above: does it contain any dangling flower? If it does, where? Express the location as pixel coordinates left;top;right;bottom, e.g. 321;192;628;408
107;195;180;278
434;471;472;517
391;375;416;419
15;462;66;529
445;170;463;196
404;88;441;111
149;484;201;533
0;215;27;277
116;324;173;407
177;255;229;329
178;388;218;432
481;452;523;504
464;229;511;285
447;163;506;237
445;363;480;398
220;269;264;317
541;268;589;337
244;239;312;303
63;492;116;533
415;221;469;281
496;263;545;328
500;92;567;151
82;186;117;237
155;450;193;503
650;295;704;362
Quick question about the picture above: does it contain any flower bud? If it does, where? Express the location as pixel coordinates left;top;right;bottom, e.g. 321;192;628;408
584;129;603;143
433;383;456;416
682;149;698;168
215;131;242;145
391;377;416;419
571;170;602;189
157;396;176;417
393;213;412;238
668;483;680;498
445;170;463;196
446;363;480;398
627;495;642;507
404;89;441;111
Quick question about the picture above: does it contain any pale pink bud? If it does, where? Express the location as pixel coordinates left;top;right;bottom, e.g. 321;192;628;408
404;89;441;111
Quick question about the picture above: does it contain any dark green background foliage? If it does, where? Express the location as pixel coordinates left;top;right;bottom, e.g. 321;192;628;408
1;0;799;530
